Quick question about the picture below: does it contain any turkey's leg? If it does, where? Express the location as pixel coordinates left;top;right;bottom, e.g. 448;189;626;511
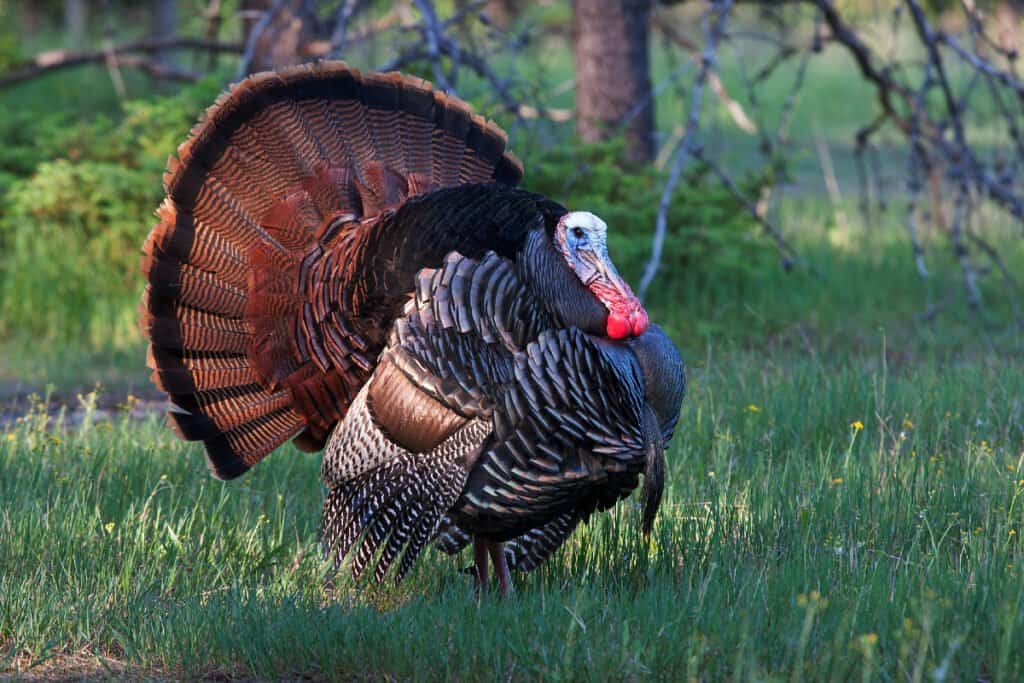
488;541;513;598
472;536;489;596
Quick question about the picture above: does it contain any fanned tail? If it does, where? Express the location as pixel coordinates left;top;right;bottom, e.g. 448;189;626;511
140;61;523;479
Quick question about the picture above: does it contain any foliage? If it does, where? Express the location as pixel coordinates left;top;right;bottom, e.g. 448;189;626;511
522;139;776;286
2;347;1023;679
1;160;156;344
0;76;223;346
0;82;773;349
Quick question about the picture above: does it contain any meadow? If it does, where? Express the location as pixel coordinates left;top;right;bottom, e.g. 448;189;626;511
3;208;1024;679
2;7;1024;679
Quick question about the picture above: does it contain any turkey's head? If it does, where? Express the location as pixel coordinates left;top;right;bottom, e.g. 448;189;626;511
555;211;648;340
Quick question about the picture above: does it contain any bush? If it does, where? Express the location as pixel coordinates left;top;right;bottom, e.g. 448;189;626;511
0;76;224;347
0;79;773;349
521;138;776;287
0;159;156;344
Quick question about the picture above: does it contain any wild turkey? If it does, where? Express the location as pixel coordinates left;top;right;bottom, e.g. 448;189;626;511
140;61;685;593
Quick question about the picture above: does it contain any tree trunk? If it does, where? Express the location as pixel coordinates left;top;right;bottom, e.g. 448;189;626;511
573;0;655;164
151;0;178;68
65;0;88;49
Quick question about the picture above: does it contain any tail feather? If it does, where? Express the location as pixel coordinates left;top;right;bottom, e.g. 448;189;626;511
396;511;443;584
398;78;437;191
435;511;582;573
142;262;248;318
200;407;305;479
374;500;424;583
362;74;405;174
144;202;248;286
503;512;581;572
434;95;471;187
147;346;258;394
142;307;249;354
321;449;469;585
143;61;523;478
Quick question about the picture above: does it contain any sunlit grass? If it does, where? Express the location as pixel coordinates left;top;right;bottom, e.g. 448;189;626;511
2;10;1023;678
2;345;1022;679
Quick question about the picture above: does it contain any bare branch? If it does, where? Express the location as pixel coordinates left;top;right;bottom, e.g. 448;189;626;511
237;0;285;79
694;148;802;272
0;38;241;89
412;0;454;93
654;13;757;134
638;0;734;301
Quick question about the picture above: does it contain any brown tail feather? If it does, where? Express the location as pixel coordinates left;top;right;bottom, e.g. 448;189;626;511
142;61;522;478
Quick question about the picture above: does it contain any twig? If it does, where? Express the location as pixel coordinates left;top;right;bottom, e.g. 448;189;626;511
329;0;367;57
654;13;757;134
694;148;802;271
0;38;241;89
814;132;850;235
102;38;127;100
950;182;982;308
968;230;1023;322
238;0;285;79
203;0;223;71
638;0;734;301
412;0;454;92
905;137;930;278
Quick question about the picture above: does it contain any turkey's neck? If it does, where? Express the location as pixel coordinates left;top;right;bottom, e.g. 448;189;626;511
517;229;608;336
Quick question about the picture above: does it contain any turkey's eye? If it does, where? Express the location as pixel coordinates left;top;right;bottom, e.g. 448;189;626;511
571;226;585;240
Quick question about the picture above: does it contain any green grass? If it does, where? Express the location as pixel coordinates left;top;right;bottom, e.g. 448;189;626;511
2;340;1023;680
5;194;1024;397
3;9;1024;678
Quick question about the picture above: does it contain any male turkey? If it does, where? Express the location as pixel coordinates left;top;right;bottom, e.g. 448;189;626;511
140;61;685;594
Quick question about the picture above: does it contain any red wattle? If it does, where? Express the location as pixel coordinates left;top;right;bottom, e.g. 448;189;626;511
606;313;632;340
630;308;649;336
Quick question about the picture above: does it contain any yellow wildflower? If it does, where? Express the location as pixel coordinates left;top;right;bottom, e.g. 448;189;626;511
104;522;115;534
5;434;14;442
850;420;864;432
830;477;843;486
744;404;761;413
903;418;914;429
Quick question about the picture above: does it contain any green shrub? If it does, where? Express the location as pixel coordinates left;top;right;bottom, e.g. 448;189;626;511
0;78;773;349
0;76;224;347
521;138;775;287
0;159;155;344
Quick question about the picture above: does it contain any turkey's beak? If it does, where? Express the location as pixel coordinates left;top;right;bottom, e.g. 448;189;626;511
580;250;649;340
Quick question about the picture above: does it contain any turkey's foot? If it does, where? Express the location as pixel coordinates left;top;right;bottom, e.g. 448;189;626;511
467;537;513;598
488;541;513;598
